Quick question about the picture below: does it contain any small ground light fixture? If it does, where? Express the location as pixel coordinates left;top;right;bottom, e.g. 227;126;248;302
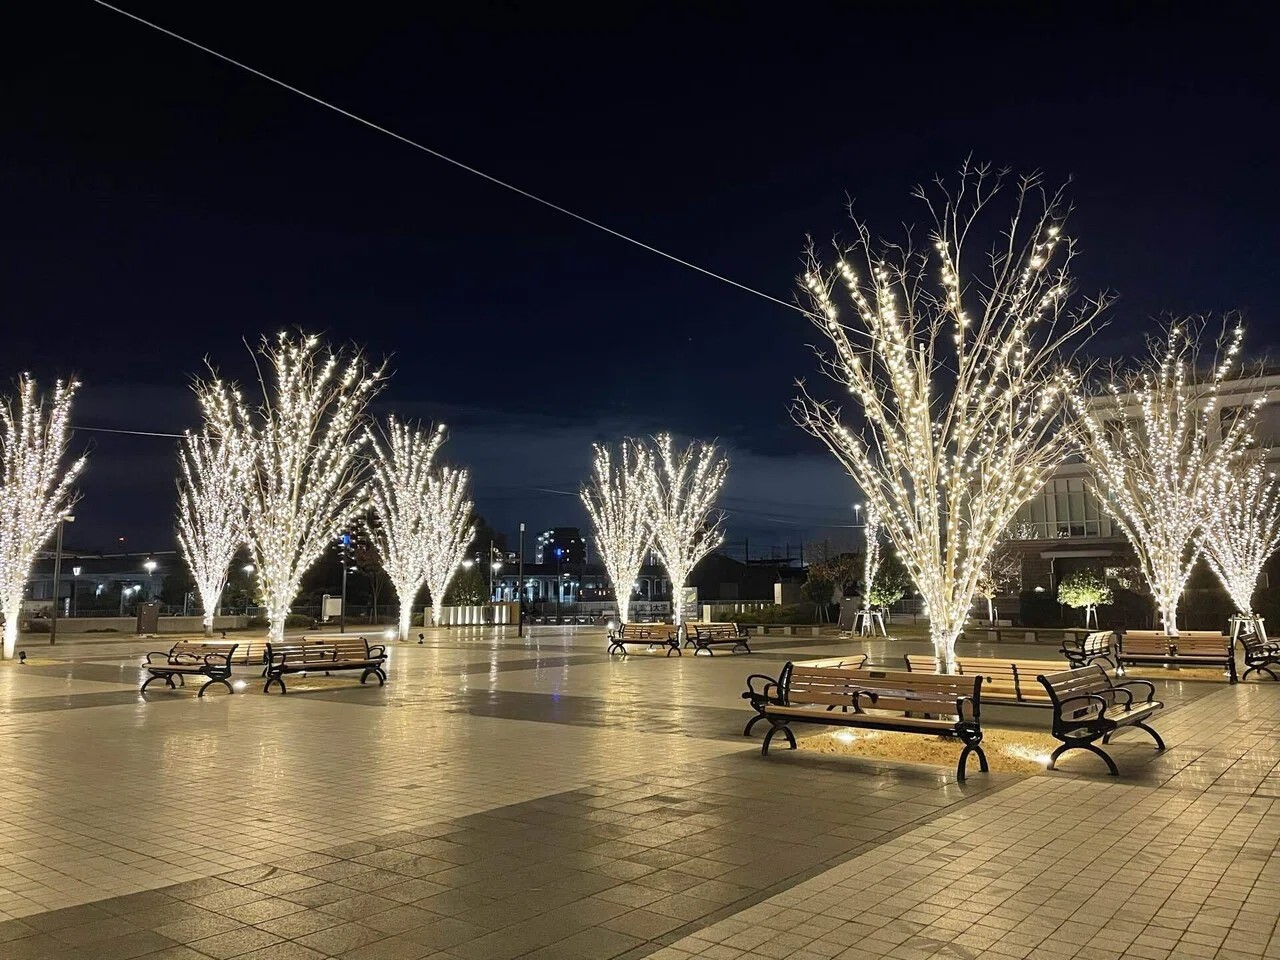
18;651;27;664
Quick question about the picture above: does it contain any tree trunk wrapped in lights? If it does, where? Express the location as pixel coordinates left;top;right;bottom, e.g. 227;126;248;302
367;418;448;642
795;165;1105;672
175;428;249;636
862;504;882;611
422;465;475;628
1075;321;1258;636
199;332;385;644
581;441;652;625
0;376;86;660
1199;451;1280;617
646;433;728;630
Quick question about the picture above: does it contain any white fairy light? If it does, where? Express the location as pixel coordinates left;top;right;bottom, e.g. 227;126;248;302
0;376;86;660
1074;321;1257;635
795;164;1106;672
366;418;448;642
421;464;475;628
175;427;250;636
862;504;882;611
1200;452;1280;617
199;332;385;644
581;441;652;625
646;433;728;630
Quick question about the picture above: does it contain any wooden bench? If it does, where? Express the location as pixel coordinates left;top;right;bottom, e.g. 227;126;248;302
606;622;680;657
1038;665;1165;775
263;636;387;694
1061;631;1115;670
1240;629;1280;681
758;664;988;781
684;622;751;656
141;641;238;697
741;655;868;736
1116;630;1237;683
903;655;1066;708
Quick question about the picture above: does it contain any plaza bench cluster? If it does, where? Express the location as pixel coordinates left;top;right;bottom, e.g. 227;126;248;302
752;661;989;781
1038;664;1165;775
683;622;751;655
1116;629;1236;682
264;636;387;693
606;622;680;656
141;641;238;697
903;654;1066;708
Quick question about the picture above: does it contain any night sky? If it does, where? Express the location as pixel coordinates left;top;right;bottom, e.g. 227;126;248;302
2;2;1276;555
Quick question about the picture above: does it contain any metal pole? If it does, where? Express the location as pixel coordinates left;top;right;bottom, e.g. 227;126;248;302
340;537;348;634
49;519;64;645
518;523;525;637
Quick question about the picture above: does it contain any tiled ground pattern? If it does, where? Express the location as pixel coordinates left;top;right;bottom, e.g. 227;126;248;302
0;627;1276;959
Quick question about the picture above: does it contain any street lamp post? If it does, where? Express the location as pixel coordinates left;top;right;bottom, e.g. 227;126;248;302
143;559;157;601
71;565;81;619
48;514;74;645
243;564;255;615
517;523;525;637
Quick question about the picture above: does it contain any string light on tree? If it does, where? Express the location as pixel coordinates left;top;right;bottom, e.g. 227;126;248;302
581;441;652;625
199;332;386;644
422;465;475;629
366;418;448;642
1200;452;1280;619
0;376;86;660
1074;319;1258;636
646;433;728;631
794;163;1107;671
861;503;881;613
175;427;250;637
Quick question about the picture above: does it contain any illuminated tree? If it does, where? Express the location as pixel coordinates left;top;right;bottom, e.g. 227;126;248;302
175;427;249;636
1057;568;1112;628
975;540;1022;623
1075;320;1256;635
1200;452;1280;616
867;551;911;610
367;418;448;642
422;465;475;627
796;164;1105;670
200;333;385;643
0;376;86;660
581;441;652;624
646;434;728;629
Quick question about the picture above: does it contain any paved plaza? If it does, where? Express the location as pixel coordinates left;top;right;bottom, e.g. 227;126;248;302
0;626;1278;960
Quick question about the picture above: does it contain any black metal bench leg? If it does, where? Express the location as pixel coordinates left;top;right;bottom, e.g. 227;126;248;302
197;677;234;697
361;667;385;686
735;642;751;653
761;720;796;756
264;674;286;694
1135;721;1165;751
1243;665;1278;681
956;743;988;782
140;673;164;693
743;712;766;737
1049;740;1118;776
695;646;712;656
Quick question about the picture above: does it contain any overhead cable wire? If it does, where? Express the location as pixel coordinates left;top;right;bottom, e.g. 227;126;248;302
88;0;811;319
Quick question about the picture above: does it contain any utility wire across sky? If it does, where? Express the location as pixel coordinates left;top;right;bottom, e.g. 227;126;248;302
88;0;812;321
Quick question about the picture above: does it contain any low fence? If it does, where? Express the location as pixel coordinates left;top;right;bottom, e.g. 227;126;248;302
24;615;250;635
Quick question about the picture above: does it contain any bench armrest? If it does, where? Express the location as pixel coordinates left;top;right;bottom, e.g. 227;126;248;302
742;674;780;702
144;651;171;664
366;644;387;659
1109;678;1155;704
1055;692;1109;720
850;689;879;713
202;652;232;668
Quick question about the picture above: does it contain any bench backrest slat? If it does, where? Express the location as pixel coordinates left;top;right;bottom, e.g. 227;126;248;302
1171;635;1229;655
785;666;979;717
